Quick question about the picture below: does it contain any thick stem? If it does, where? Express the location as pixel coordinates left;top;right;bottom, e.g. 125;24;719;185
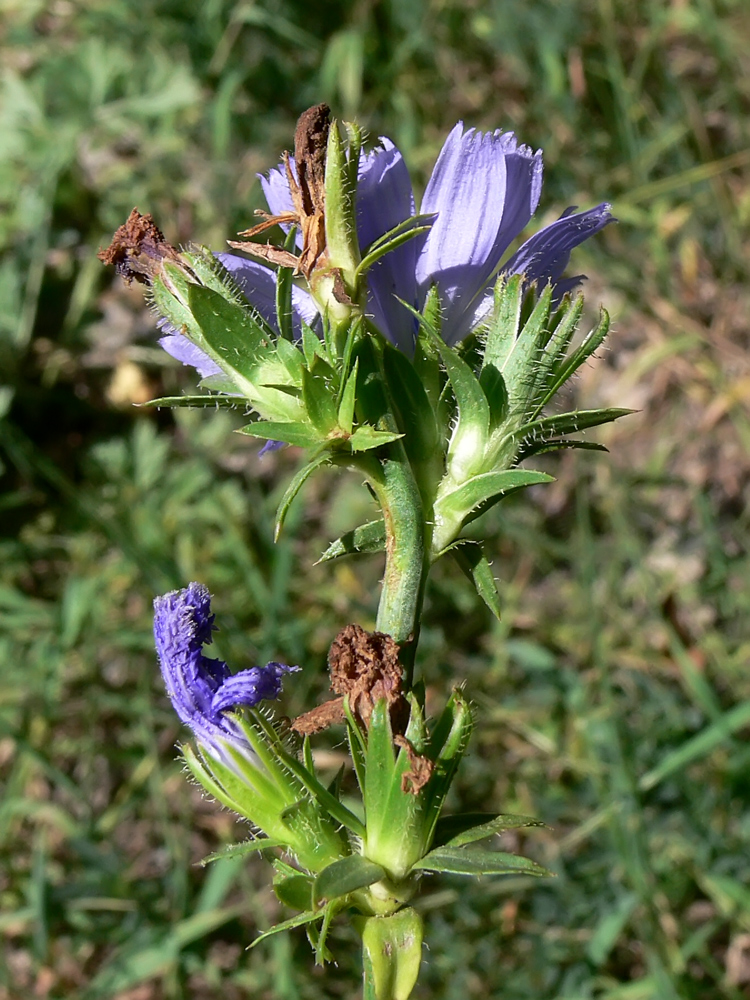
357;448;427;688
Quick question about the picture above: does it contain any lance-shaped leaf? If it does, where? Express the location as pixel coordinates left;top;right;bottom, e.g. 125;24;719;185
313;855;387;906
348;427;404;452
433;469;552;552
302;367;338;434
413;846;552;877
337;359;359;435
526;292;585;419
317;519;386;563
356;214;435;278
508;408;633;453
249;909;321;948
382;343;441;483
140;394;243;409
481;273;524;372
478;364;509;430
498;283;554;417
517;438;609;462
451;541;502;620
542;308;611;407
423;320;491;481
187;284;268;376
434;812;547;849
201;838;287;865
275;450;331;540
239;422;324;448
274;335;306;385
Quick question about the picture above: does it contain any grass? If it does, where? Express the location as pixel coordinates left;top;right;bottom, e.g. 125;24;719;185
1;0;749;997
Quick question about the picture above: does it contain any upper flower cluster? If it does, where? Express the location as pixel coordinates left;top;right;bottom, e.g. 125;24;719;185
160;120;612;372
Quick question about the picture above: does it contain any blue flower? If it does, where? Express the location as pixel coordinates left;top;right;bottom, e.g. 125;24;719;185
355;123;613;350
153;583;298;760
160;120;613;370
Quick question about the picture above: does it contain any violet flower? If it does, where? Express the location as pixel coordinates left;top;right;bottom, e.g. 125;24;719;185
163;120;612;370
354;123;614;350
153;582;298;760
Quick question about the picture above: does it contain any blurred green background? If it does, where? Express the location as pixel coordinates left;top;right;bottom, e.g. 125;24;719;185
1;1;749;997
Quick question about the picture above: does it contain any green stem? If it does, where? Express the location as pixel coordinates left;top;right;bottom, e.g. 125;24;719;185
361;448;426;687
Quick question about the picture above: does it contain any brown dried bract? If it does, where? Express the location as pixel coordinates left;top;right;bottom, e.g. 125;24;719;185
290;696;345;736
394;736;434;795
228;104;331;279
97;208;180;285
329;623;408;733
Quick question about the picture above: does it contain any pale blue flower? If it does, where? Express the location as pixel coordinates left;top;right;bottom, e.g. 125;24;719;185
355;123;613;349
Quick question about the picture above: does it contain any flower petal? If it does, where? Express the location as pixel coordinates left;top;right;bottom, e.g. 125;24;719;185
158;329;223;378
416;124;543;345
216;252;318;336
259;161;296;218
211;663;300;715
502;203;614;288
356;138;422;352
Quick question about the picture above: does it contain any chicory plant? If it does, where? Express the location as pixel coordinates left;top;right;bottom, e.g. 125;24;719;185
100;104;625;999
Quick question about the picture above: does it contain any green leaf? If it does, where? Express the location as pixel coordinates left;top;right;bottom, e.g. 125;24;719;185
382;343;440;468
317;519;386;563
545;308;611;402
434;813;546;849
337;359;359;435
482;273;524;371
425;325;490;455
139;394;242;409
187;284;269;382
313;855;386;906
238;421;323;448
517;438;609;462
451;542;502;620
528;293;584;417
275;335;305;385
478;364;509;429
512;408;632;449
348;426;404;452
413;846;552;877
275;450;330;539
356;215;434;278
249;909;321;949
274;873;314;911
302;322;328;368
200;838;286;865
436;470;553;529
499;284;554;415
302;368;338;434
278;750;366;839
364;699;396;837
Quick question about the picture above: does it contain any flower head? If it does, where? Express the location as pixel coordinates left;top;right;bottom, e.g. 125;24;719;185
356;123;614;349
153;583;298;760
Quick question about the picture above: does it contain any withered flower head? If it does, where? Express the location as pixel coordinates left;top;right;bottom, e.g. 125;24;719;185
291;623;408;737
97;208;181;285
228;103;331;279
